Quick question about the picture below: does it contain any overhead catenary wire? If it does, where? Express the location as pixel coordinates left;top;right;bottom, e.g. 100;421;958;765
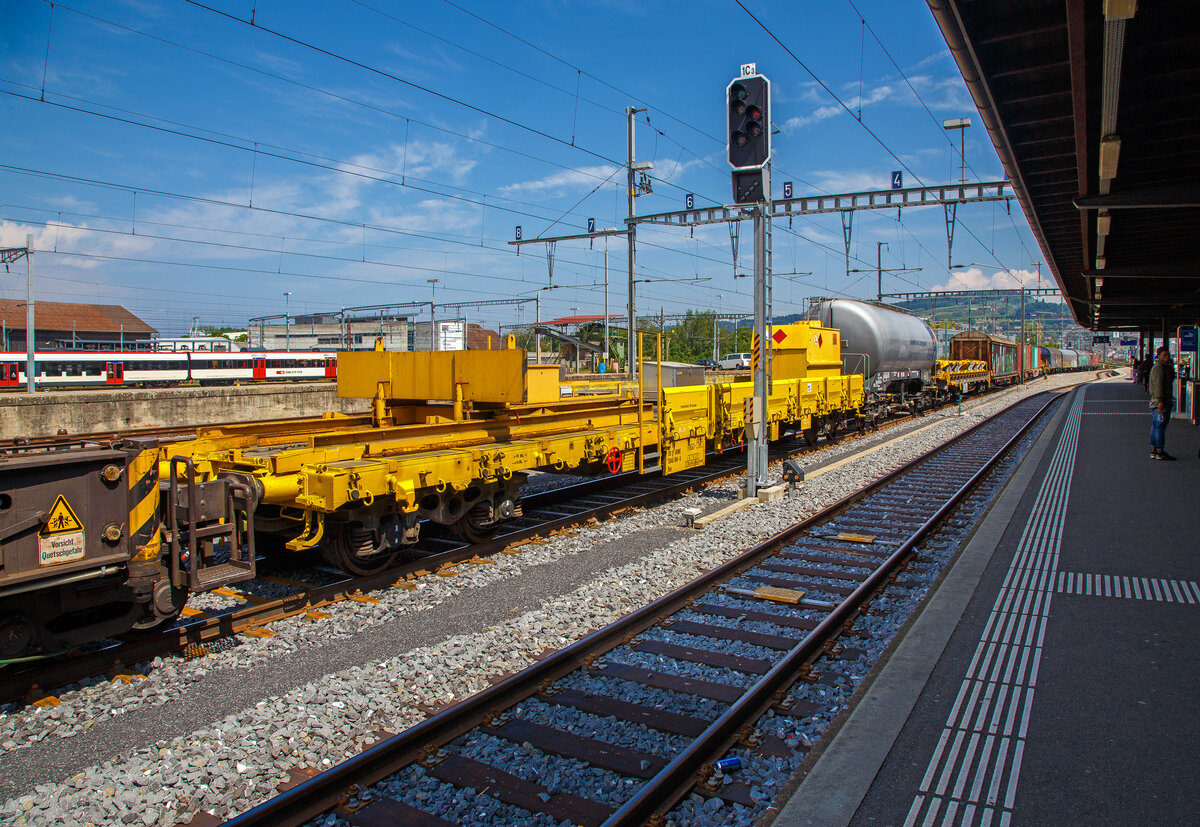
3;0;1041;330
13;0;935;280
177;0;883;265
736;0;1037;285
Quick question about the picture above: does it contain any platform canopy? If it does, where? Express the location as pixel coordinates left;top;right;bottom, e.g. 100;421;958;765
929;0;1200;332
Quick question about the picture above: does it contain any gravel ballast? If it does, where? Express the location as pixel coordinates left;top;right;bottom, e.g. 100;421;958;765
0;374;1096;825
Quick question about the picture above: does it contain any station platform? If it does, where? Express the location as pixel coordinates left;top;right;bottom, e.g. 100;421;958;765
773;375;1200;826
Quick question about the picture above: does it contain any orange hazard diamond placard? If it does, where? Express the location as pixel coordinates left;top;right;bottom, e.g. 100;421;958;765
40;494;83;536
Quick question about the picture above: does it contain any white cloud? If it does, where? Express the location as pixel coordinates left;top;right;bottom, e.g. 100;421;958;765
780;60;973;133
497;164;620;196
781;81;901;131
0;219;154;270
795;226;839;245
934;266;1041;292
324;138;482;214
810;169;889;193
781;102;845;132
651;155;708;185
35;194;97;214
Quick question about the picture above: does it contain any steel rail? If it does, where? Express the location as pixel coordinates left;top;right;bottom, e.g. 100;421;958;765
0;444;749;704
223;390;1061;827
604;391;1060;825
2;379;1063;702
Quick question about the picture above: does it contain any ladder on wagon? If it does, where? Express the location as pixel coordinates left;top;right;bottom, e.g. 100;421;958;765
166;457;257;591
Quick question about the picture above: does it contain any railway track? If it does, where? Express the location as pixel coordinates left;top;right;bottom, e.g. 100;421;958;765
0;433;789;705
220;390;1062;827
0;378;1071;705
4;423;199;451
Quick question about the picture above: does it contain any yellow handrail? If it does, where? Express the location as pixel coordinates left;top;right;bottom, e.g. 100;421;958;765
637;331;644;474
656;333;663;467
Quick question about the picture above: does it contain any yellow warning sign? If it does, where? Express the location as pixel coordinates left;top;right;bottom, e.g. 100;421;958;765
40;495;83;536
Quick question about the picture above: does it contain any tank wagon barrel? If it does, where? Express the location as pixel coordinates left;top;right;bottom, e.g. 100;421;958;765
811;299;937;385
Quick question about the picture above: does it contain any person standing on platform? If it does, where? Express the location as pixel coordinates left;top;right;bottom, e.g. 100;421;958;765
1149;345;1176;461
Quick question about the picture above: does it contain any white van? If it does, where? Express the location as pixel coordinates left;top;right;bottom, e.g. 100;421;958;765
718;352;752;370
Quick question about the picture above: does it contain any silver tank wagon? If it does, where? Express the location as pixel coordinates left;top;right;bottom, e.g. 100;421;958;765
809;299;936;385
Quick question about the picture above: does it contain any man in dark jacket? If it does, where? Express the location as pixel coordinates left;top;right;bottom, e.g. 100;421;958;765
1148;346;1176;460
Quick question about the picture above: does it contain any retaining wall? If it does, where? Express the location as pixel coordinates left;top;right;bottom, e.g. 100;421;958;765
0;383;370;439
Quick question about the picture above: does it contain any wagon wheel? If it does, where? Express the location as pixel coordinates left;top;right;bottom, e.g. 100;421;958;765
802;426;820;446
119;585;189;640
324;523;399;576
450;502;499;544
825;417;839;444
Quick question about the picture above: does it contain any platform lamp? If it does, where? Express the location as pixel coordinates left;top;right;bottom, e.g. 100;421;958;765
283;292;291;350
943;117;971;184
0;235;35;392
713;293;723;361
570;307;581;371
427;278;439;351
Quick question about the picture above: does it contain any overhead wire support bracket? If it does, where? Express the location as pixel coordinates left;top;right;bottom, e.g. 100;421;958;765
881;287;1063;301
632;181;1014;229
840;210;854;278
508;227;629;247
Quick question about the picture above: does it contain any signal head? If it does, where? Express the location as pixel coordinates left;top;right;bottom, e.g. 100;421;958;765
727;74;770;170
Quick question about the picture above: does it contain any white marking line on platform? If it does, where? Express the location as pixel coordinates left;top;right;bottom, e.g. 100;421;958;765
1057;572;1200;603
904;390;1084;824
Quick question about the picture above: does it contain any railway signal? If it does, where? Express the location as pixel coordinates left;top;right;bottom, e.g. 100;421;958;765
726;66;773;492
727;74;770;170
727;72;770;206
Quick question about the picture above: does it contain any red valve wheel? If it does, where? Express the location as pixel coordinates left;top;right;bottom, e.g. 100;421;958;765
605;446;624;474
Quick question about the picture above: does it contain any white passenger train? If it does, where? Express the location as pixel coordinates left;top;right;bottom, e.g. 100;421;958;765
0;351;337;388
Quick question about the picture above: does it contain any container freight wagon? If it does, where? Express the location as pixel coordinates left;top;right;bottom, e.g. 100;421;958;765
1039;346;1064;372
949;331;1020;385
1022;344;1041;378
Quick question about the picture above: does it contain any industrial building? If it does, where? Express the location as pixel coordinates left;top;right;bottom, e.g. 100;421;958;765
249;313;501;352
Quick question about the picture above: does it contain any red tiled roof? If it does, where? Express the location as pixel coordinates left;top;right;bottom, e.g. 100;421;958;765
466;323;502;349
0;301;156;335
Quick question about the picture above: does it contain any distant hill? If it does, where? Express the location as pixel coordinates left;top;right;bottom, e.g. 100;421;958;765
894;296;1067;323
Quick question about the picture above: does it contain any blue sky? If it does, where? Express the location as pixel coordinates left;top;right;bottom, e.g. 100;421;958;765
1;0;1048;336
